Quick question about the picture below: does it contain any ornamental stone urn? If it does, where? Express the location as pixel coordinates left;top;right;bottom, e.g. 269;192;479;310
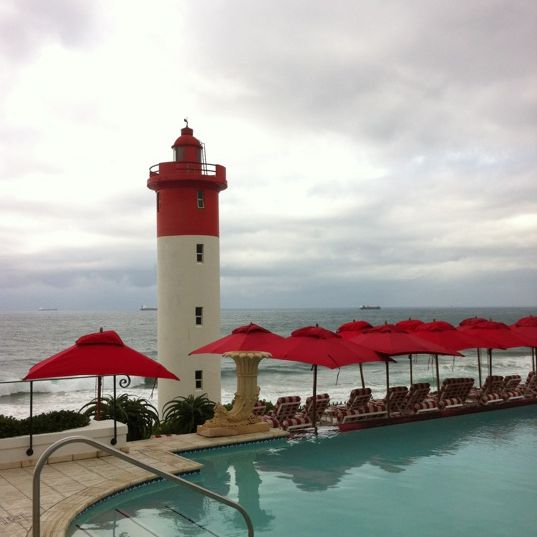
197;351;271;437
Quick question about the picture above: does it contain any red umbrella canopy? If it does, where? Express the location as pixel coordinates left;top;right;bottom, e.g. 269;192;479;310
395;319;425;332
24;330;179;380
336;320;373;334
189;323;285;355
460;320;532;349
269;325;388;369
459;317;488;327
344;324;461;357
415;320;496;351
511;316;537;346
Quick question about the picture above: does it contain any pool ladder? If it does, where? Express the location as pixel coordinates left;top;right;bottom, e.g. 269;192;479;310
32;435;255;537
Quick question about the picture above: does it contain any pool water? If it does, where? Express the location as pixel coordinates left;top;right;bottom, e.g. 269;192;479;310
70;406;537;536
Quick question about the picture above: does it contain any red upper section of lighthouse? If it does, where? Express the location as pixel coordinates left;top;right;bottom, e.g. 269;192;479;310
147;125;227;237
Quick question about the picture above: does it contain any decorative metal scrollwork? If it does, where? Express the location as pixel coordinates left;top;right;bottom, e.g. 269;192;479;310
118;375;131;389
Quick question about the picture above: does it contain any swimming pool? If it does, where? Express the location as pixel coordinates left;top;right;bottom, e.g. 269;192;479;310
69;405;537;536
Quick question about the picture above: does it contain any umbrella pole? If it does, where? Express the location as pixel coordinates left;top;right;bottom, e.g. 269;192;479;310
477;348;482;388
26;381;34;456
96;376;103;421
359;363;365;389
385;361;390;418
488;349;492;377
111;375;117;445
409;354;413;385
435;355;440;392
312;364;318;434
533;347;536;372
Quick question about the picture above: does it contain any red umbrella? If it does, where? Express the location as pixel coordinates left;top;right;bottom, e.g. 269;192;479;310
395;319;425;332
271;326;384;368
511;316;537;372
459;320;530;349
510;316;537;345
336;320;374;387
23;329;178;451
344;324;461;391
459;316;488;327
189;323;284;354
460;320;532;378
416;321;497;388
270;326;388;428
416;321;497;352
336;320;373;333
24;330;179;380
394;319;425;385
343;324;460;357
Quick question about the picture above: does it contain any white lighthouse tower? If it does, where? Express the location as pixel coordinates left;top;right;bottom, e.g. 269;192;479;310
147;122;227;415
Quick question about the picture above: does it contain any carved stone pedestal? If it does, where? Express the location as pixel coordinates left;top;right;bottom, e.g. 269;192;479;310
197;351;271;437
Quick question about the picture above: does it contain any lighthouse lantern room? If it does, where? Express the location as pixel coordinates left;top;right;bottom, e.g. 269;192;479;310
147;122;227;415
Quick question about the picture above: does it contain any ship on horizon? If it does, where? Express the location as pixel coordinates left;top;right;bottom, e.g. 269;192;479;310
140;305;157;311
360;305;381;310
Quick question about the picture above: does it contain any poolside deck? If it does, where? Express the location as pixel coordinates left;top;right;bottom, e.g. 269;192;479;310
0;428;288;537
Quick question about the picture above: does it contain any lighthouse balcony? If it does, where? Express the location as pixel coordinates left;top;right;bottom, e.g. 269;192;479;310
148;162;227;190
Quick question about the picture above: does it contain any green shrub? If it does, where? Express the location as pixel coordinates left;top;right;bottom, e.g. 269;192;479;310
0;411;89;439
80;394;159;441
159;394;215;435
0;415;23;438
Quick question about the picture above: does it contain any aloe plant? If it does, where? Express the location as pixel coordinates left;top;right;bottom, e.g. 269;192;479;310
160;394;215;434
80;394;159;441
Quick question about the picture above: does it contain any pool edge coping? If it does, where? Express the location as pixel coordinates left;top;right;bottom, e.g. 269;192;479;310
38;428;289;537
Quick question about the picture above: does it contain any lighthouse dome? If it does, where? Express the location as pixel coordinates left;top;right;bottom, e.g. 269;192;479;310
172;126;202;149
172;124;202;162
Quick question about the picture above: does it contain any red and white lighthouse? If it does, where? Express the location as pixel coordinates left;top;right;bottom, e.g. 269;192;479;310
147;122;227;414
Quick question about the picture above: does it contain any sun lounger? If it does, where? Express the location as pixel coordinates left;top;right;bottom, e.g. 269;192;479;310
281;393;331;431
379;385;409;414
336;400;387;424
470;375;504;405
262;396;301;428
519;371;537;397
326;388;372;422
419;377;475;412
400;383;432;414
437;377;474;409
501;375;524;402
336;386;409;424
252;400;268;416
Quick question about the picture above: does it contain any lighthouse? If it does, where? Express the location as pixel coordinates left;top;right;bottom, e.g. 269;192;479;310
147;122;227;415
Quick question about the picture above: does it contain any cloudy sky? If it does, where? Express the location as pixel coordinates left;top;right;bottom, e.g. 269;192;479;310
1;0;536;311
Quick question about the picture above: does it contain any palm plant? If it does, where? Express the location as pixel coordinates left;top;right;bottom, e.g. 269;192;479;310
80;394;159;441
160;394;215;434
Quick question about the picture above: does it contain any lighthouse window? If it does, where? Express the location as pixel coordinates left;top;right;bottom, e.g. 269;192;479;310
197;190;205;209
196;243;204;263
195;306;203;325
195;370;203;389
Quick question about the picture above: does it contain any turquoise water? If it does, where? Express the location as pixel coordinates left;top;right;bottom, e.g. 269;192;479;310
70;406;537;536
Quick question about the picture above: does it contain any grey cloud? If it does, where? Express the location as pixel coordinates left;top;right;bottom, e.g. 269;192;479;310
0;0;100;61
184;1;536;159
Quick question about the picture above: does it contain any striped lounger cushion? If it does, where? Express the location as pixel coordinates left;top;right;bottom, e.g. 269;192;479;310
438;397;464;410
480;392;503;404
414;399;438;412
336;403;386;423
281;416;312;431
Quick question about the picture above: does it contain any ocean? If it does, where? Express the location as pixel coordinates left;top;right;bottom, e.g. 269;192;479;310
0;307;534;419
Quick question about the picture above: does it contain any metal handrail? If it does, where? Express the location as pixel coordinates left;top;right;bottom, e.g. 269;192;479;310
32;435;255;537
149;162;219;175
